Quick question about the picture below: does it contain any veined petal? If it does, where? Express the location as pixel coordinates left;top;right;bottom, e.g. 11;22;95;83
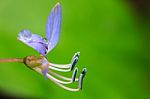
46;2;62;53
18;29;48;56
28;42;47;56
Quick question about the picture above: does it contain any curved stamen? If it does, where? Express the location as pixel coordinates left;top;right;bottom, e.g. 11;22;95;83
50;68;86;91
47;76;80;92
78;68;87;90
70;52;80;70
34;67;71;84
48;52;80;70
48;63;71;68
71;67;78;82
46;73;72;84
48;69;78;81
48;66;71;72
47;68;78;84
70;57;78;71
34;67;80;91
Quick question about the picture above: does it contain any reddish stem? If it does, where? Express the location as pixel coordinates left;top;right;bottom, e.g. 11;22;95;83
0;58;24;63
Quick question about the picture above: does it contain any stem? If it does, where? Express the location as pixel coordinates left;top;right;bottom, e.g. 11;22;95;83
0;58;24;63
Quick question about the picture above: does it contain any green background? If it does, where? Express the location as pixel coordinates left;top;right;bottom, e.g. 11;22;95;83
0;0;150;99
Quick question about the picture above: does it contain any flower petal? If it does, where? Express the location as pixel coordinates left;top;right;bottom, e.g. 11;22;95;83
18;29;48;56
46;2;62;53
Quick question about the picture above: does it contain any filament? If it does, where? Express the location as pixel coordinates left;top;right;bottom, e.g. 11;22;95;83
48;70;78;81
47;52;80;69
48;65;71;72
33;67;81;92
46;73;73;84
50;79;80;92
48;63;71;68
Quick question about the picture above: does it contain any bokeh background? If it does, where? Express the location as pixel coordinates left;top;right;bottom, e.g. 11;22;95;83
0;0;150;99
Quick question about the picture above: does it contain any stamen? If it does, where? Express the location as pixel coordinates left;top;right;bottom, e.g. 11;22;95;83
34;67;86;91
46;73;73;84
48;76;80;92
49;68;86;91
71;67;78;82
70;57;78;71
78;68;87;90
73;52;80;58
48;63;71;68
47;52;80;70
48;66;71;72
48;69;78;81
46;68;79;84
70;52;80;70
33;68;71;84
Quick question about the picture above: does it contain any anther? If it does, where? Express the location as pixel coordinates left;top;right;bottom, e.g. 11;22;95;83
70;52;80;70
78;68;87;90
70;57;78;71
71;67;78;82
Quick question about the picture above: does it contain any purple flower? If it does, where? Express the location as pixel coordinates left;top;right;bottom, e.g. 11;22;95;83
18;2;87;91
18;2;61;56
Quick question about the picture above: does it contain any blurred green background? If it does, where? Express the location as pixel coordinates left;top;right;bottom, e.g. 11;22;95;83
0;0;150;99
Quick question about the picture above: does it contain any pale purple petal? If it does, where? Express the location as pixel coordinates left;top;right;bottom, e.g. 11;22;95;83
31;34;46;43
46;2;62;53
28;42;47;56
18;29;48;56
18;3;62;56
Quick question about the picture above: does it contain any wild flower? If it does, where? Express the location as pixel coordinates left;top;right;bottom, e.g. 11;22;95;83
0;2;87;91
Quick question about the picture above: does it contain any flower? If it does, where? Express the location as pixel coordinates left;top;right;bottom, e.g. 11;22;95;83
18;2;87;91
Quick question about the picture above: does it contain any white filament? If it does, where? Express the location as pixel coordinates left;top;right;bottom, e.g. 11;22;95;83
48;70;78;81
33;67;80;92
46;73;73;84
48;62;71;68
48;65;71;72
